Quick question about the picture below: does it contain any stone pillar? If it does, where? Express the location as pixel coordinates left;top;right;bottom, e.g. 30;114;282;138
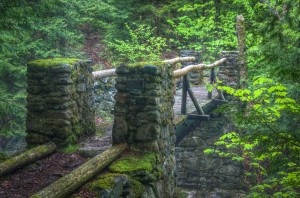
218;51;239;88
26;58;95;146
112;62;176;197
179;50;202;84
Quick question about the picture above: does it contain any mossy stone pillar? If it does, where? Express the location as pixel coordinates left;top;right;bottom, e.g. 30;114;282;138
218;51;239;88
113;62;176;197
26;58;95;146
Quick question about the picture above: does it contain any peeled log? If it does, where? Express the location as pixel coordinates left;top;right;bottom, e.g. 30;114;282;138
0;142;57;177
30;143;128;198
92;69;116;80
163;57;195;64
173;58;227;78
92;57;196;80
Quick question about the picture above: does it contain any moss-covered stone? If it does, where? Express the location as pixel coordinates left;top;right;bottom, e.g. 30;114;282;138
109;152;157;173
128;61;165;68
87;173;131;197
88;173;125;190
87;173;146;198
28;58;79;68
131;179;145;197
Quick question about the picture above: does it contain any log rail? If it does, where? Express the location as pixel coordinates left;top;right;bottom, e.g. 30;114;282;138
93;57;227;117
92;56;196;80
173;58;226;78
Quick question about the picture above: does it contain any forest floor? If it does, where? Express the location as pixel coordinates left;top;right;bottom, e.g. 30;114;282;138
0;152;87;198
0;118;113;198
0;131;113;198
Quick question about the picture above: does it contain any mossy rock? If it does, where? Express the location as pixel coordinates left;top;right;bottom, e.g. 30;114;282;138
88;173;126;190
28;58;80;68
131;179;145;197
87;173;145;198
128;61;165;68
87;173;131;197
108;152;157;174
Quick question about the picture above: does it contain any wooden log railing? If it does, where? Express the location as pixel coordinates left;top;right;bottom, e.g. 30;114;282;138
92;57;195;80
173;58;227;116
93;57;226;117
172;58;226;78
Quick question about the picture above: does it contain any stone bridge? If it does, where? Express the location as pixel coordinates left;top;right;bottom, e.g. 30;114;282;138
21;50;246;198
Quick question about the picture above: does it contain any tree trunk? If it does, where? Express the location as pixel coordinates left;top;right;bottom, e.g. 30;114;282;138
30;143;128;198
236;14;248;88
0;142;57;177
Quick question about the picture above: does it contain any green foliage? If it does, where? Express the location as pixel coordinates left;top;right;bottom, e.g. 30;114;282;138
168;1;238;60
60;144;81;154
0;152;8;163
205;77;300;197
0;89;26;137
88;173;122;190
107;23;167;64
0;0;86;137
249;0;300;83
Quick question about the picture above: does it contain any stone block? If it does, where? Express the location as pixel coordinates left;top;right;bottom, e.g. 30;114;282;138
27;86;42;94
143;65;159;75
112;117;128;143
51;64;72;73
27;102;47;112
45;96;71;104
115;83;126;91
116;65;129;74
53;77;73;85
160;126;169;138
76;83;87;92
25;133;50;145
136;123;161;141
137;110;161;124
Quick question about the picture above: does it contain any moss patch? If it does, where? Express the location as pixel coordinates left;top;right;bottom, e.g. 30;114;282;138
128;61;165;68
131;179;145;197
28;58;79;68
60;144;81;154
87;173;129;192
109;151;157;173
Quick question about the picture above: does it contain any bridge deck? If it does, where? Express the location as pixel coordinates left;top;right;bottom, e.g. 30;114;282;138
173;85;216;115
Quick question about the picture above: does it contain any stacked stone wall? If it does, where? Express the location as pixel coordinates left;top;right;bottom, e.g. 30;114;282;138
26;58;95;146
175;115;246;197
218;51;239;88
179;50;203;85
